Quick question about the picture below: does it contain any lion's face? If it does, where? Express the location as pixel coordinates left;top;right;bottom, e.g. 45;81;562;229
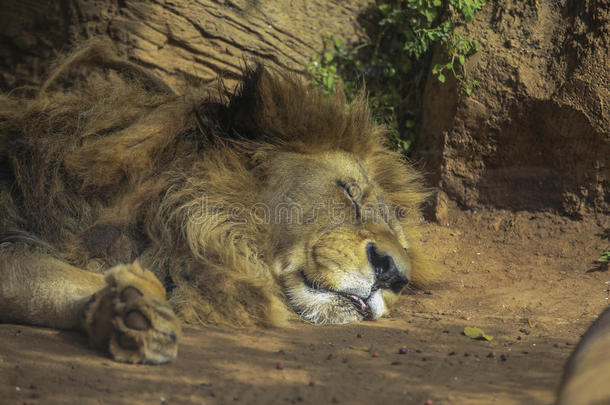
262;150;414;324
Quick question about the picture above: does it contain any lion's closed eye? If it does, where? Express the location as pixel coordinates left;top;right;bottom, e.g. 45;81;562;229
336;180;362;219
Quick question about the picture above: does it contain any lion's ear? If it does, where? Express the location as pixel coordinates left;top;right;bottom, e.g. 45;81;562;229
222;63;319;142
221;63;267;137
222;63;293;140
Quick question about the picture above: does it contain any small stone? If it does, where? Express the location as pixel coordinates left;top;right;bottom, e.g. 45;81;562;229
308;381;315;387
398;347;408;354
424;290;432;295
487;351;496;358
356;333;362;338
276;361;285;370
391;361;401;365
448;351;456;356
372;351;379;358
415;349;422;353
464;352;471;357
424;400;433;405
519;328;530;335
553;343;559;348
500;354;508;361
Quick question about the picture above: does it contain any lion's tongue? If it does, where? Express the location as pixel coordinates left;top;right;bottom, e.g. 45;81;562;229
350;295;367;311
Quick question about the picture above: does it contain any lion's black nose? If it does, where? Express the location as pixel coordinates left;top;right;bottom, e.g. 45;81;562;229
366;242;408;293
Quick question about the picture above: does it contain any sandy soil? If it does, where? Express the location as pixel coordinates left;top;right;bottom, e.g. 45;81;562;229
1;207;608;405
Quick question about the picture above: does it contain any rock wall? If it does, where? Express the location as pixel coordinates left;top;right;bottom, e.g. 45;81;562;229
418;0;609;218
0;0;370;91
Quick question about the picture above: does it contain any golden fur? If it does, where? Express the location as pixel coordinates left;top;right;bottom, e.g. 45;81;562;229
0;40;432;363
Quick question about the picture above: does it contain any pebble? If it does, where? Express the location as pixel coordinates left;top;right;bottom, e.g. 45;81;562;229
399;347;408;354
487;351;496;358
500;354;508;362
276;361;285;370
308;381;315;387
372;352;380;358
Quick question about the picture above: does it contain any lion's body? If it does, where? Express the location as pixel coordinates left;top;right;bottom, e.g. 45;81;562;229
0;41;431;363
557;307;610;405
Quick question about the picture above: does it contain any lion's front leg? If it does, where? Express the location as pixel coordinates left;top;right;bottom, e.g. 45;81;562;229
0;248;180;364
82;262;181;364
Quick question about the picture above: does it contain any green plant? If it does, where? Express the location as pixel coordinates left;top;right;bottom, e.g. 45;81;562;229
307;0;485;154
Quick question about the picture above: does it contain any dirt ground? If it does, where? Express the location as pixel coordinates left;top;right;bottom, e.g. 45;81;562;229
1;206;608;405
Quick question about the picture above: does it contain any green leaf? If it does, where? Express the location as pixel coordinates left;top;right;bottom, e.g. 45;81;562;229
349;345;371;352
333;38;344;52
438;73;446;83
458;54;466;65
464;326;493;341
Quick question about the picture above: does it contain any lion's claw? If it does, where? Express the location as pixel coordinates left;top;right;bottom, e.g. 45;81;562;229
83;262;180;364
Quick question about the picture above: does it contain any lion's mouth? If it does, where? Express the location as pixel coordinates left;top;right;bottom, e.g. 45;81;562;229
300;271;370;314
347;294;367;311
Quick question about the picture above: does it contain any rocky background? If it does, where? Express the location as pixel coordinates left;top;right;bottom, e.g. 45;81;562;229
1;0;607;218
419;0;609;219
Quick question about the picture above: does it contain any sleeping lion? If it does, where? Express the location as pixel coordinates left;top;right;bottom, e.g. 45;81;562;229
0;41;432;364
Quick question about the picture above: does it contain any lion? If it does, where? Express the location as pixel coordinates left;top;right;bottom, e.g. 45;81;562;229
556;306;610;405
0;40;432;364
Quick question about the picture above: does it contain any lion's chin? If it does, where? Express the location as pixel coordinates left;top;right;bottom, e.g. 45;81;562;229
284;282;389;324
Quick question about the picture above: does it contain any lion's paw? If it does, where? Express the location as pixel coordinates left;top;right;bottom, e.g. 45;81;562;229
83;262;181;364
